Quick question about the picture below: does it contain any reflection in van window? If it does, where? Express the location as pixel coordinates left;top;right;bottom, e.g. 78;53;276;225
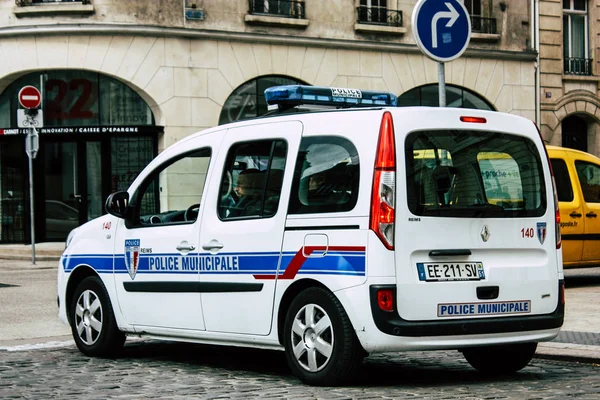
406;131;546;218
550;158;574;202
575;161;600;203
478;153;522;207
288;136;359;214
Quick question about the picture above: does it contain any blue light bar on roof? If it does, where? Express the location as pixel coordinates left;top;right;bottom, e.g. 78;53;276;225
264;85;398;108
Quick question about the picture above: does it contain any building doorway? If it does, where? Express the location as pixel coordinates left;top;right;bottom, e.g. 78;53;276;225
562;115;588;152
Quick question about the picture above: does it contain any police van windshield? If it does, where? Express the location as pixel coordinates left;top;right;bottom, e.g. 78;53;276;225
406;130;546;218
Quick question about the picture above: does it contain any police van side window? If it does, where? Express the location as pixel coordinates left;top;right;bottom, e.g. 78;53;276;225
131;149;211;227
288;136;359;214
550;158;574;202
575;161;600;203
406;131;546;218
218;140;287;220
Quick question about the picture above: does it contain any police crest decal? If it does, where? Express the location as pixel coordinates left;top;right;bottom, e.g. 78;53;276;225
124;239;141;280
537;222;547;245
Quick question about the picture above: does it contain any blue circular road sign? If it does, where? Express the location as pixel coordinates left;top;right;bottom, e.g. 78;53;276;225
412;0;471;62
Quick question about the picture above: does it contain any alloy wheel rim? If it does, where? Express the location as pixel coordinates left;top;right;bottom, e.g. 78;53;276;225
74;289;103;345
291;303;334;372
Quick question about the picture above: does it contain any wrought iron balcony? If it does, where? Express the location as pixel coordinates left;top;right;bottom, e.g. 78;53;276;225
16;0;91;5
248;0;305;19
356;6;402;27
564;58;593;76
470;15;497;34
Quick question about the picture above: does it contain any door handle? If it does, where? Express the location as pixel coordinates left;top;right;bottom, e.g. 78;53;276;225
586;212;597;218
176;242;196;252
570;212;582;218
202;240;224;253
429;249;472;257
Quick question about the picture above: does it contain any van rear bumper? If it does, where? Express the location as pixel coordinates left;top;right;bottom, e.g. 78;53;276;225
369;282;565;337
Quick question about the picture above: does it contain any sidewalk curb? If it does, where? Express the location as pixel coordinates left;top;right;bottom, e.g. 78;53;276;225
0;256;60;262
535;342;600;365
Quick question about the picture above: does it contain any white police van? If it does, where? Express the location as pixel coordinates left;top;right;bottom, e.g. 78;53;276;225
58;85;564;386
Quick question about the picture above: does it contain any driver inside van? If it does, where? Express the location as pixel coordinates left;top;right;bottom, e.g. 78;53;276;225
230;168;265;217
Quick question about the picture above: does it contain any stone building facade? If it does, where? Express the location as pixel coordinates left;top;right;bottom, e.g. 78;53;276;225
539;0;600;155
0;0;537;243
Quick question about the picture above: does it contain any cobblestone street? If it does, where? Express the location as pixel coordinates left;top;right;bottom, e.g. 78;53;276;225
1;340;600;399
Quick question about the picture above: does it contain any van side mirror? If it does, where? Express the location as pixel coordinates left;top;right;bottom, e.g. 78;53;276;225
105;191;129;219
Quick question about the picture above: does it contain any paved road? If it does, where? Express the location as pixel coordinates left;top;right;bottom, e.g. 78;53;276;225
1;262;600;398
1;340;600;398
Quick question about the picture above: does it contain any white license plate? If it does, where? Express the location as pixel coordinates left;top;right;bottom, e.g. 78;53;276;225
417;262;485;282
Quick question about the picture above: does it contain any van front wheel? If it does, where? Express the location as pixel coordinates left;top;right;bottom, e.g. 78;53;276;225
70;276;125;357
283;287;364;386
462;342;537;374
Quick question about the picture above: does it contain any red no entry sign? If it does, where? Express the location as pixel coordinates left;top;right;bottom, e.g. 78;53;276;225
18;85;41;109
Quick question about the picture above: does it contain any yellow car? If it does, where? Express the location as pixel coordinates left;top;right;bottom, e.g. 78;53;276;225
548;146;600;268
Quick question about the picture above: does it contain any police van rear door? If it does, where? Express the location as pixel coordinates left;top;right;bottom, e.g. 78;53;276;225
394;108;561;322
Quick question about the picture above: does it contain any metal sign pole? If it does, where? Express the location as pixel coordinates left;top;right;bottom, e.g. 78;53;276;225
413;0;471;107
438;62;446;107
27;128;36;264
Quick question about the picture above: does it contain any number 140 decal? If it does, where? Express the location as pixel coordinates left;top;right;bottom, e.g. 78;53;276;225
521;228;534;238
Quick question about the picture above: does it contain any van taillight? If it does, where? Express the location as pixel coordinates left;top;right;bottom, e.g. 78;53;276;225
555;205;561;249
460;116;487;124
377;289;394;312
370;111;396;250
533;121;561;249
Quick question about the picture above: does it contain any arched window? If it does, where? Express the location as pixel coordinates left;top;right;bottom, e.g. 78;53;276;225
0;70;155;128
397;84;495;110
562;115;588;152
219;75;307;125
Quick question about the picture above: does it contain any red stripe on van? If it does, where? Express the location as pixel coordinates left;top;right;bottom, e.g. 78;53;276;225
253;246;366;280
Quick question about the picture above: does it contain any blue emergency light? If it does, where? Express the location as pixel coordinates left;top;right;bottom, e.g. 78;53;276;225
264;85;398;109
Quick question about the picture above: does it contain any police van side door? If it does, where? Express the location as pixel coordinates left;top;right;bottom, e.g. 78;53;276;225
112;136;219;331
198;121;302;335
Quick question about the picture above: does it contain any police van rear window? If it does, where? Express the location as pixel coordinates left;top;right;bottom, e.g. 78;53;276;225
406;130;546;218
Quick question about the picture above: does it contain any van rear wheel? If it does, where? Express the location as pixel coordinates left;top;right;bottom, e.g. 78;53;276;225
70;276;125;357
283;287;364;386
462;342;537;374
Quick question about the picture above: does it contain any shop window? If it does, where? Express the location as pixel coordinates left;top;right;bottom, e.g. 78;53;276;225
0;141;26;243
398;84;494;110
218;75;306;125
0;71;155;129
111;137;155;193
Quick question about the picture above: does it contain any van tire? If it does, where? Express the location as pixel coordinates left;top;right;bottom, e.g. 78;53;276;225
283;287;364;386
70;276;125;357
462;342;537;374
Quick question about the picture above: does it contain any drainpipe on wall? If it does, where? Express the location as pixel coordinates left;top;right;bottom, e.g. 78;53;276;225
534;0;541;129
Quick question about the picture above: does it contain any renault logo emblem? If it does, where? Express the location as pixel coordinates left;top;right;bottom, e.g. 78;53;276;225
481;225;490;242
